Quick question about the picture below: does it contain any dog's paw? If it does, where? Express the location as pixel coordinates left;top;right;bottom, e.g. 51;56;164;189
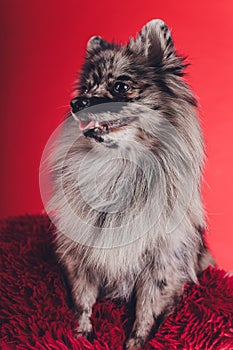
125;336;144;350
75;328;95;342
75;316;94;341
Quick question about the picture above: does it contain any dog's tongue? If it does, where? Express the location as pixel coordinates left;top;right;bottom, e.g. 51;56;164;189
79;120;95;131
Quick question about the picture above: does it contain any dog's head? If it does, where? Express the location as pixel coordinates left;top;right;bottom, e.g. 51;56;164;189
70;19;197;149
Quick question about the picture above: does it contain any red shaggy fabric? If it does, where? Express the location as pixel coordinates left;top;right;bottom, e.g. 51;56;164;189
1;215;233;350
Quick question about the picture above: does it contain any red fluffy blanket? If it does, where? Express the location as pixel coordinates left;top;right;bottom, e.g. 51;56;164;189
1;215;233;349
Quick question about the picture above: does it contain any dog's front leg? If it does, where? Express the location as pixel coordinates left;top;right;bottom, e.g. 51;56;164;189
126;275;175;349
69;270;99;339
126;283;155;349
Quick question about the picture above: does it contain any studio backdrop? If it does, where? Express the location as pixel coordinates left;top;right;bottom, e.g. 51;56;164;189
1;0;233;270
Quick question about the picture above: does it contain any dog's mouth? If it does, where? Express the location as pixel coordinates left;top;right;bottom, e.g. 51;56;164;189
79;117;136;143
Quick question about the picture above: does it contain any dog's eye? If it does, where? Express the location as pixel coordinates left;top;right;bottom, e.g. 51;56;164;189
113;81;130;94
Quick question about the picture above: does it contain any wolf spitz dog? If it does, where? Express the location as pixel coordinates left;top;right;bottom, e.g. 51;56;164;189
48;19;214;349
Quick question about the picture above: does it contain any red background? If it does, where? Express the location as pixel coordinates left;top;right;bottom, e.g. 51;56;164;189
1;1;233;270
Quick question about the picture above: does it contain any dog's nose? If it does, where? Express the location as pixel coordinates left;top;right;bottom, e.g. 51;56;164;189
70;97;90;113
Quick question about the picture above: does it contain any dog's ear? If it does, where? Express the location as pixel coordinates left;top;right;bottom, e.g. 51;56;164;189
86;36;112;56
128;19;181;70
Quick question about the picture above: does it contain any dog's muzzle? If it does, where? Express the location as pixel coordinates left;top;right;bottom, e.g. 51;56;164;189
70;97;137;143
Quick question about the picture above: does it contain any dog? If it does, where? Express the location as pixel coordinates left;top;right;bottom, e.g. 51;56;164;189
47;19;215;349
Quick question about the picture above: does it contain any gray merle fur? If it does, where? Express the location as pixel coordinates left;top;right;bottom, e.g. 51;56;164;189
49;19;215;349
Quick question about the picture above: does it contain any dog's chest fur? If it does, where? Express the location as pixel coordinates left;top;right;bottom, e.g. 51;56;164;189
56;222;199;300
